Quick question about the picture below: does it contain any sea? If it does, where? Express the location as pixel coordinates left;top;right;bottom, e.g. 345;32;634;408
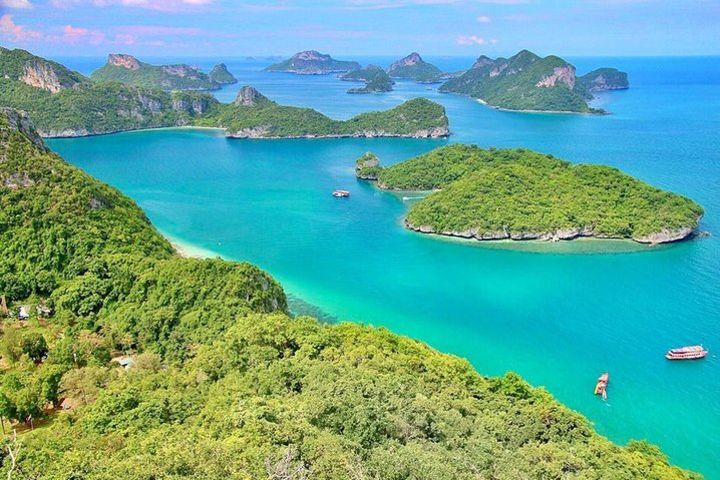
47;55;720;478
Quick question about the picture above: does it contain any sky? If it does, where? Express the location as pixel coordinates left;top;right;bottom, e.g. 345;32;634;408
0;0;718;58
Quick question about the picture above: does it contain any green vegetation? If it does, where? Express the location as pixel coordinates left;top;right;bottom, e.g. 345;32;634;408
0;48;447;139
0;79;215;136
355;152;381;180
0;47;85;91
91;54;219;90
372;145;703;243
388;52;443;83
0;111;699;478
198;96;449;138
439;50;628;113
208;63;238;84
265;50;360;74
342;65;394;93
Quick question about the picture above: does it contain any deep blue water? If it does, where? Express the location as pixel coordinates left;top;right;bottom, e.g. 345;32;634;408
49;55;720;478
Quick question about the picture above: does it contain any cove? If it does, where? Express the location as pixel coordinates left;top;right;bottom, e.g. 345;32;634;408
48;55;720;478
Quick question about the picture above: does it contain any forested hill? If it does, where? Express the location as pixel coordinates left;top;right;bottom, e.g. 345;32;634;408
368;144;703;244
0;108;698;478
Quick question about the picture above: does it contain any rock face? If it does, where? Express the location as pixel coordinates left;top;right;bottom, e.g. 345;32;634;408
265;50;361;75
234;86;268;106
171;95;215;116
108;53;141;70
536;65;576;89
19;59;83;93
0;108;46;151
471;55;494;69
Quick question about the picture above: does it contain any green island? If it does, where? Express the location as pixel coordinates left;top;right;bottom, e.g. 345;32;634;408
265;50;361;75
439;50;629;113
197;86;449;138
0;47;448;139
361;144;703;244
208;62;238;85
387;52;444;83
90;54;225;91
341;65;394;94
0;107;698;479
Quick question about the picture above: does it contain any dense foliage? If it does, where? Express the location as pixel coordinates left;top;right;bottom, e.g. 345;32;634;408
0;79;213;136
198;97;449;138
374;145;703;242
355;152;381;180
91;57;219;91
439;50;627;113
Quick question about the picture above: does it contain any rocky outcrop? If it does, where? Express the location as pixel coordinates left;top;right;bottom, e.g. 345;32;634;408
577;68;629;94
0;108;46;151
634;227;696;245
108;54;141;70
387;53;443;82
234;86;268;106
355;152;381;180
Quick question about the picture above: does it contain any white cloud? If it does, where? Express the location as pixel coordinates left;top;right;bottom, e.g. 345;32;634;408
0;14;42;41
457;34;497;46
49;0;214;10
0;0;32;8
476;15;491;23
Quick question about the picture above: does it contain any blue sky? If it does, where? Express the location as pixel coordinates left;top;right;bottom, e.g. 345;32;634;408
1;0;718;58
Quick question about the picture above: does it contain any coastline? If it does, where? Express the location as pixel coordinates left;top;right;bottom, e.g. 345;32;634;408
162;232;220;259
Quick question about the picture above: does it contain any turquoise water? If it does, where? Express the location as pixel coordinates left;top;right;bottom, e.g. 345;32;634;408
49;56;720;478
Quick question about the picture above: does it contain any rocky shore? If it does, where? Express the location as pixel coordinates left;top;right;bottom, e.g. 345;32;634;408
404;220;700;245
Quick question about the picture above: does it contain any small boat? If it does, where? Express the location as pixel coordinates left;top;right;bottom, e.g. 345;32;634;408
332;189;350;198
594;372;609;400
665;345;708;360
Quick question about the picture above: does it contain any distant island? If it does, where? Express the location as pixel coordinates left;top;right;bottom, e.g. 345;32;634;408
439;50;629;113
341;65;394;94
387;52;444;83
0;47;448;139
358;145;702;244
265;50;360;75
91;53;230;91
208;62;238;85
198;86;449;138
0;107;697;479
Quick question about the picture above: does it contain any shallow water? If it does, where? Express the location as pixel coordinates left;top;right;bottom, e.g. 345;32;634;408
49;55;720;478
